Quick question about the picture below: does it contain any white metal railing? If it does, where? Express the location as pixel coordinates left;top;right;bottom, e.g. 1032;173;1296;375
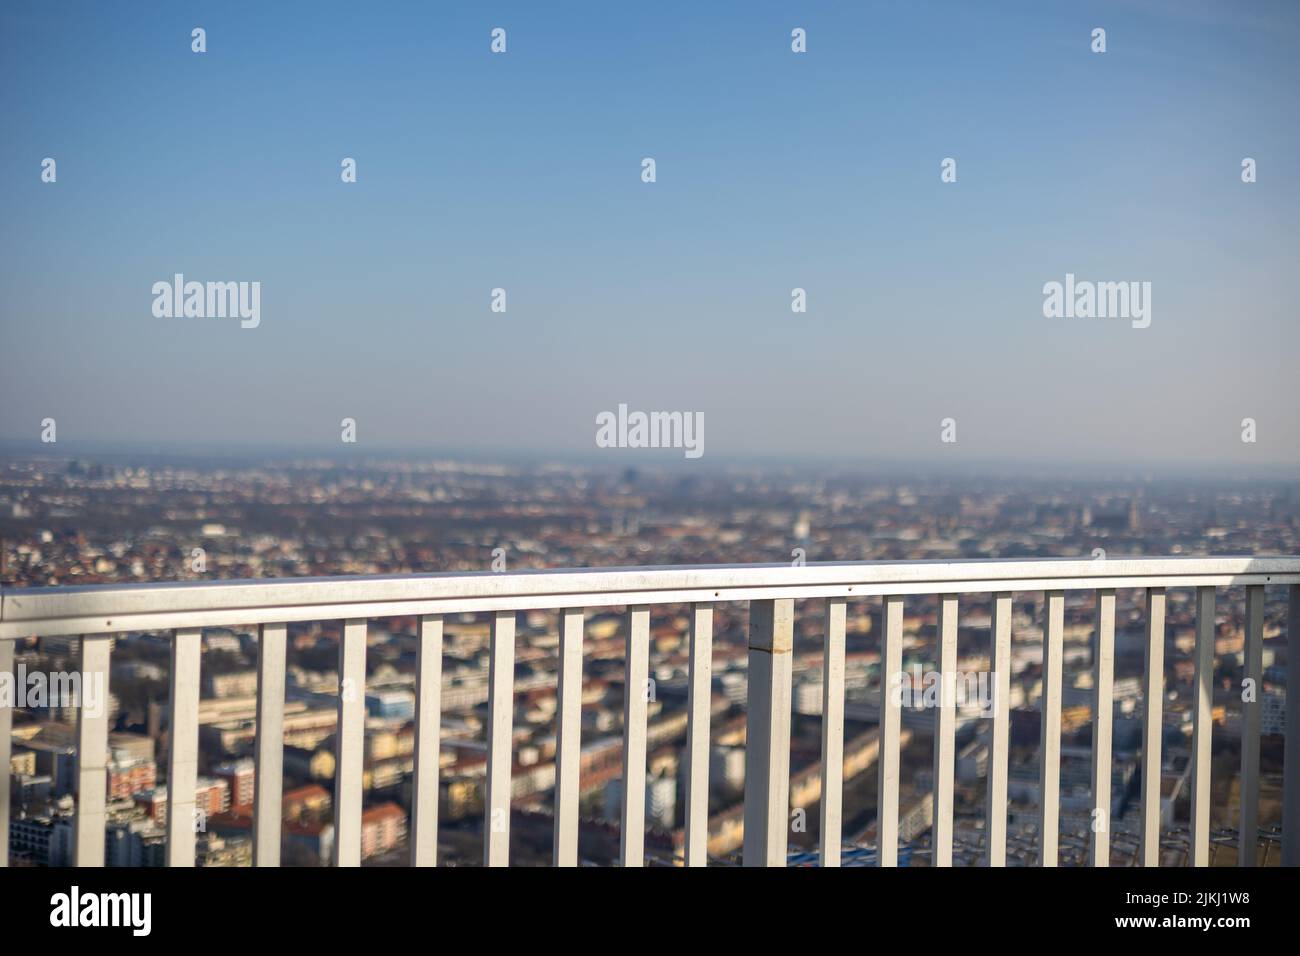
1;556;1298;868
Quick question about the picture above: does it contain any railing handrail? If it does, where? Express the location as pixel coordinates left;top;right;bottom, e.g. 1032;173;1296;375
3;555;1299;639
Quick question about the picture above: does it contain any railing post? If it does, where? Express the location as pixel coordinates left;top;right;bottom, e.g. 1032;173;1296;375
1090;589;1115;867
553;608;583;866
878;596;904;867
1039;590;1064;867
1140;587;1166;866
1189;586;1215;866
411;614;443;866
1283;585;1300;866
820;597;846;867
166;627;202;867
620;605;650;867
332;618;367;867
484;610;515;867
253;621;286;867
933;595;958;867
986;592;1012;866
1239;586;1264;867
0;639;13;867
743;598;794;867
683;603;713;867
74;634;112;867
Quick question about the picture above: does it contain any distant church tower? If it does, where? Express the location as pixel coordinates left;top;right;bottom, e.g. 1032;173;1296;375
794;510;811;547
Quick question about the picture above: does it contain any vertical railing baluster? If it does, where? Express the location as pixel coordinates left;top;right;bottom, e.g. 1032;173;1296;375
683;602;713;867
484;610;515;867
933;594;958;867
74;634;112;867
1039;590;1064;867
986;592;1012;866
1239;586;1264;867
1091;589;1115;867
553;608;583;866
333;618;367;867
1140;587;1166;866
254;621;286;867
411;614;443;866
820;597;847;867
1189;586;1215;865
1284;585;1300;866
0;639;12;867
620;605;650;867
877;595;903;867
166;627;201;867
743;598;794;866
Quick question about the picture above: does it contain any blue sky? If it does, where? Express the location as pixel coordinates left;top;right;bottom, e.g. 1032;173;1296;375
1;0;1297;467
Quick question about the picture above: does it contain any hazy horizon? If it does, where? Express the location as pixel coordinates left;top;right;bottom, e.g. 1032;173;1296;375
2;437;1297;483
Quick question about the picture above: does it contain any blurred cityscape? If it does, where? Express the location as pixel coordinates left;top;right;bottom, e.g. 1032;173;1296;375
2;453;1297;866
